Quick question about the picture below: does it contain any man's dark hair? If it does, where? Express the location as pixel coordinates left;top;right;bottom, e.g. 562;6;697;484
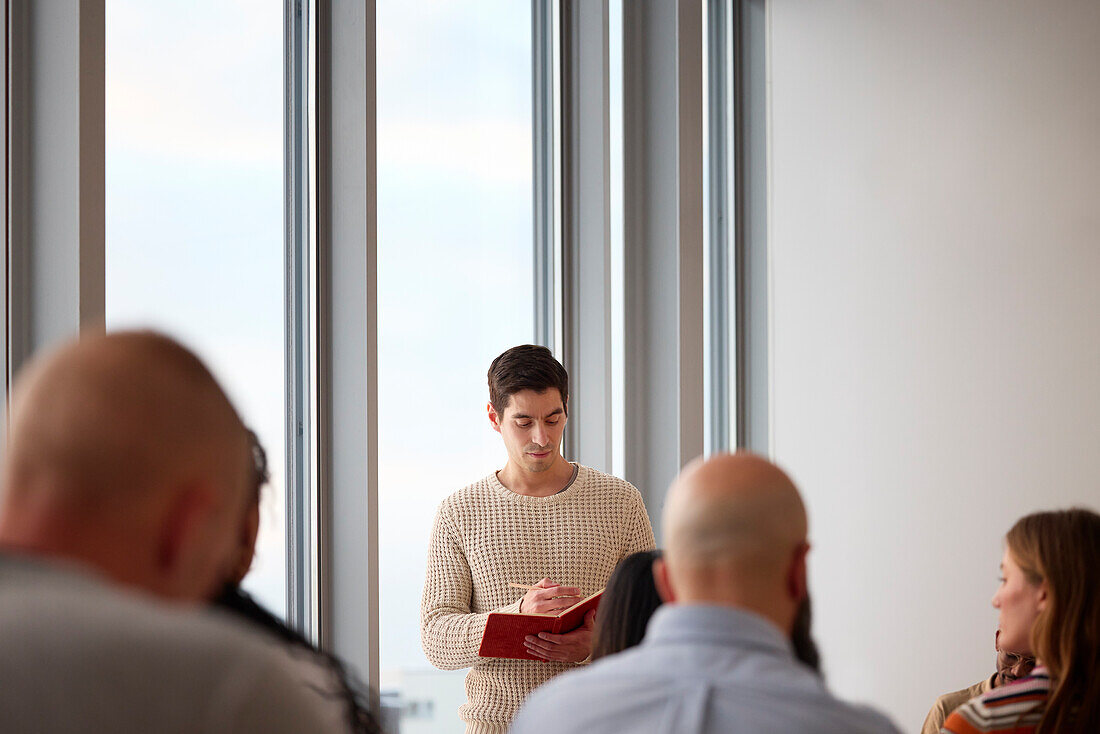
246;428;270;501
487;345;569;416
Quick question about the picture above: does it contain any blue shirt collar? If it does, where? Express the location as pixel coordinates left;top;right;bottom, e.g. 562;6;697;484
643;603;795;659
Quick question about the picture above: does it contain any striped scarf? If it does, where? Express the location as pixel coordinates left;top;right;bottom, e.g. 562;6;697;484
941;667;1051;733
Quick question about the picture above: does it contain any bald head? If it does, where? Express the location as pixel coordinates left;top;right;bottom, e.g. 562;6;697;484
658;453;809;631
0;331;252;601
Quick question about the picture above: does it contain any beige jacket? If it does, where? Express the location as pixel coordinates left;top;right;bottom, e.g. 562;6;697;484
922;674;996;734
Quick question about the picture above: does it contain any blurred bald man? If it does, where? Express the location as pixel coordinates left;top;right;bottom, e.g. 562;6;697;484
0;332;350;732
512;453;900;734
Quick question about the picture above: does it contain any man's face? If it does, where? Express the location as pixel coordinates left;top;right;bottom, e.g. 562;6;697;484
995;631;1035;684
489;388;567;474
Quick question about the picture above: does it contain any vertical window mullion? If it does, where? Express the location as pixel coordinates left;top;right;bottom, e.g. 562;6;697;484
285;0;318;641
532;0;558;355
705;0;732;456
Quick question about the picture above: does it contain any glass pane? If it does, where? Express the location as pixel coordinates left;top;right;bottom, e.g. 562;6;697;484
377;2;534;732
105;0;287;618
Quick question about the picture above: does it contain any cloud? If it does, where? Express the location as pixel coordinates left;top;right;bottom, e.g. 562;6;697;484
107;0;281;165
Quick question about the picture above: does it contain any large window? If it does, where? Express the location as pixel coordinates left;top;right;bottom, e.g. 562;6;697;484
105;0;288;617
376;1;537;730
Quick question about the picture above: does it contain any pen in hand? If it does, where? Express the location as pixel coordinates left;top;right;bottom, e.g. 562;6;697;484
510;581;584;616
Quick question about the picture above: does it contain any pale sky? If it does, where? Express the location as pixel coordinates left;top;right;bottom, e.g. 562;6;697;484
375;0;534;676
106;0;287;616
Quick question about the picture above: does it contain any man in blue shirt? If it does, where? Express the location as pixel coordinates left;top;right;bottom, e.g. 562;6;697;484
511;452;900;734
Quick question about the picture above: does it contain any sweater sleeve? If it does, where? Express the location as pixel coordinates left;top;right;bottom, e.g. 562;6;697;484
623;490;656;558
420;505;522;670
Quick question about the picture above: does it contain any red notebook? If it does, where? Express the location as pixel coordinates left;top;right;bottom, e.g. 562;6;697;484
478;588;604;660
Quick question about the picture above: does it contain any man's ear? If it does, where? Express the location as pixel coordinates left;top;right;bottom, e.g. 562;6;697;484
229;499;261;586
487;402;502;434
653;557;676;603
157;483;216;588
786;542;810;601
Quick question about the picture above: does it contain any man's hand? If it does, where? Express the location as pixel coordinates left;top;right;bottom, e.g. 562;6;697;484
519;578;582;614
523;609;595;663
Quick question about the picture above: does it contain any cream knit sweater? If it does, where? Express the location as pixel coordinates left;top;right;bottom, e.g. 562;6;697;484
420;464;655;734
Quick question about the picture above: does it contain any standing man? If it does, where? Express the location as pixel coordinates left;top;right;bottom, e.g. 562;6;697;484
420;345;655;734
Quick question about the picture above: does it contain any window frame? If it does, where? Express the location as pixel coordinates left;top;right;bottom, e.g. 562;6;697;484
285;0;321;642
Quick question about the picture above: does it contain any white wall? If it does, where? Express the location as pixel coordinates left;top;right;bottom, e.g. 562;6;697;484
767;1;1100;729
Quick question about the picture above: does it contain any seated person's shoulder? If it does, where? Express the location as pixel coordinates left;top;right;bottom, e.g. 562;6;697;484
511;658;652;732
923;677;993;734
942;698;983;733
739;665;901;734
0;565;350;732
516;655;900;734
941;673;1045;734
922;694;953;734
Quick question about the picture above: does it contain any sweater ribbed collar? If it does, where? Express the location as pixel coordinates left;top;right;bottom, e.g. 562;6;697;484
488;462;585;504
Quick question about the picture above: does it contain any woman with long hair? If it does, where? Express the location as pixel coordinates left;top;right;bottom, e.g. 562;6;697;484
942;508;1100;733
590;550;664;661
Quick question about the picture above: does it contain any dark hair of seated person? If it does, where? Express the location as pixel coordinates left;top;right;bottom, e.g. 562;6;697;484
217;431;382;734
590;550;664;661
214;584;382;734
